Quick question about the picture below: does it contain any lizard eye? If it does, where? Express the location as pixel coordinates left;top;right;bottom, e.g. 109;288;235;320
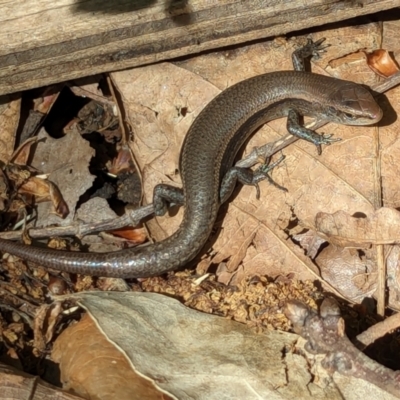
344;113;356;120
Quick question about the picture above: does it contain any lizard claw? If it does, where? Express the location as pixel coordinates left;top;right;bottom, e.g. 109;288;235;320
318;133;342;145
314;134;341;154
305;37;330;60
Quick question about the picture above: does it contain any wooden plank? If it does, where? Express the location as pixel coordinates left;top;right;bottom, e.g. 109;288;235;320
0;0;398;95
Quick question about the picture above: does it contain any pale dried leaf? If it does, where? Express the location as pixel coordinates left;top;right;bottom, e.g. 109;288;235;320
34;91;60;114
316;245;377;302
315;208;400;247
292;231;326;259
19;177;69;218
30;126;95;227
53;291;398;400
75;197;117;224
33;303;63;352
12;137;38;165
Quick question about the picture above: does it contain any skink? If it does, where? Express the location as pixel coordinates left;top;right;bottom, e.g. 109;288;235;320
0;41;382;278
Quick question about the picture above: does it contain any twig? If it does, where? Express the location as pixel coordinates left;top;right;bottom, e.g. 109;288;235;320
355;312;400;350
285;299;400;397
0;205;154;241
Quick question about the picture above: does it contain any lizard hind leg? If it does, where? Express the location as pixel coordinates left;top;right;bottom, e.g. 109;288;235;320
153;184;184;216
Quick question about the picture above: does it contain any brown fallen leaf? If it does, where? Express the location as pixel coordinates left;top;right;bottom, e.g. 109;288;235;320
19;176;69;219
3;163;69;219
365;49;399;78
11;137;39;166
108;147;134;175
52;314;169;400
33;303;63;353
109;226;147;243
315;207;400;247
316;245;377;302
34;89;60;115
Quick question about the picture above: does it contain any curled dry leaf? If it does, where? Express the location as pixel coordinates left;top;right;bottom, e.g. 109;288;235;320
109;226;147;243
10;137;38;166
48;180;70;218
316;245;377;302
33;303;63;353
109;147;133;175
365;49;399;78
315;208;400;248
33;88;60;114
2;163;69;218
19;177;69;219
18;89;60;145
4;135;70;218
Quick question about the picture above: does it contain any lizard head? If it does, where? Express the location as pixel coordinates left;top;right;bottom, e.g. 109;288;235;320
327;82;383;125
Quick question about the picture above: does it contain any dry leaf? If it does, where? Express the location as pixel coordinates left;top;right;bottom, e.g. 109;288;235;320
316;245;377;302
19;177;69;219
75;197;117;224
51;291;398;400
11;137;39;165
30;126;95;227
109;227;147;243
315;208;400;247
52;314;166;400
365;49;399;78
33;303;63;352
109;148;133;175
33;88;60;114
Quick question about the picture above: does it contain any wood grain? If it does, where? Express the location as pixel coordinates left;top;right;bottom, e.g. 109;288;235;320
0;362;83;399
0;0;398;95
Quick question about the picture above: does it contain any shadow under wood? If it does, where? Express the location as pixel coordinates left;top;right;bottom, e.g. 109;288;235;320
73;0;193;25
